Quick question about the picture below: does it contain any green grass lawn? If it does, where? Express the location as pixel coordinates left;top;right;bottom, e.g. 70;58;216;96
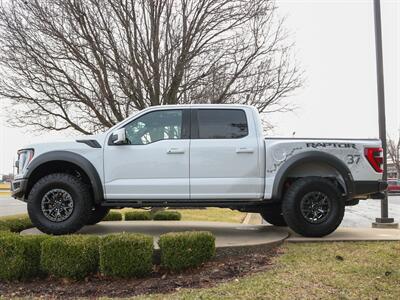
136;241;400;299
0;213;27;221
116;208;246;223
178;208;245;223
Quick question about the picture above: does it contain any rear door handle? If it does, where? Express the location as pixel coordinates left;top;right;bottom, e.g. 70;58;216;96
167;148;185;154
236;147;254;153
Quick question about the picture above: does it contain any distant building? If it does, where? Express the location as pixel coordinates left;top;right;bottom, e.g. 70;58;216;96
1;174;14;183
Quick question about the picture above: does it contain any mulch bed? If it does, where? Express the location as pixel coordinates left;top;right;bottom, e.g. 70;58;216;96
0;247;283;299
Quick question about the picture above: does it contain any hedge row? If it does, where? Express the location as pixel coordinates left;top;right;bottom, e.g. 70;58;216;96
0;209;182;231
100;234;153;277
153;210;181;221
0;231;215;281
99;210;182;222
159;231;215;271
124;210;181;221
103;211;123;221
0;215;33;233
41;235;99;280
125;211;152;221
0;234;48;280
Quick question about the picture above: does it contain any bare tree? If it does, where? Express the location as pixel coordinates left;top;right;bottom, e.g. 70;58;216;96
0;0;302;134
388;136;400;178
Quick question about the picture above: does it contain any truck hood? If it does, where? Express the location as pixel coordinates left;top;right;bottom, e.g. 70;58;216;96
22;133;107;156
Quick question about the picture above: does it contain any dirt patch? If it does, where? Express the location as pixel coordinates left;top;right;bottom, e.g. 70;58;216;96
0;247;282;299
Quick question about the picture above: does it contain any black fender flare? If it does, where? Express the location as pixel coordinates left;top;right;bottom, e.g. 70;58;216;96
26;151;104;204
271;151;354;200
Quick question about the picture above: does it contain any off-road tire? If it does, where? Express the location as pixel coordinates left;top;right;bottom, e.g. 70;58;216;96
86;206;110;225
282;177;345;237
260;204;287;226
27;173;92;235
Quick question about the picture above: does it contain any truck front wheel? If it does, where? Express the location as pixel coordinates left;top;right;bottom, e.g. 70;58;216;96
27;173;92;235
282;177;345;237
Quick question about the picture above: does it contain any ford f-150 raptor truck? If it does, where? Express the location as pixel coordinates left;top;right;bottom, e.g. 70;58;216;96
11;105;387;237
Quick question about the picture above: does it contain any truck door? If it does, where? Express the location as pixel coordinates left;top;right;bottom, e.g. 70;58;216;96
190;108;263;199
104;108;190;200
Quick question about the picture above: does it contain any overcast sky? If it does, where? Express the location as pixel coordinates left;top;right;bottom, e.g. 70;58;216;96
0;0;399;174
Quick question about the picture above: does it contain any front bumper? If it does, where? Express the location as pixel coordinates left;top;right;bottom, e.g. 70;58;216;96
352;180;388;198
11;179;28;201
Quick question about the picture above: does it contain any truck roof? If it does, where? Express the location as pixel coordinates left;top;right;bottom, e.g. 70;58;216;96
143;104;254;109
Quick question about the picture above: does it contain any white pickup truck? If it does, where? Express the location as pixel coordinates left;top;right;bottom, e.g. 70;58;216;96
12;105;387;237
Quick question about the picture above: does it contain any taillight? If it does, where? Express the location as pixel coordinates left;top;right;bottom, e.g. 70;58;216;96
364;147;383;173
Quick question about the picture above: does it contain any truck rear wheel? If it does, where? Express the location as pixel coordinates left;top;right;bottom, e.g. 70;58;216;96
27;173;92;235
86;206;110;225
260;204;287;226
282;177;344;237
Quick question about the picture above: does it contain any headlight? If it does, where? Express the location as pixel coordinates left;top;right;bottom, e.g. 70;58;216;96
16;149;34;175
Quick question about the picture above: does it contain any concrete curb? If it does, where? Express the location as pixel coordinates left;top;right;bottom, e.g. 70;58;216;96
21;221;289;262
242;213;252;224
372;222;399;229
242;213;263;225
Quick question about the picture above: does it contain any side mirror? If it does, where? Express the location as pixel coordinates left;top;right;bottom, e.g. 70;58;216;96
111;128;127;145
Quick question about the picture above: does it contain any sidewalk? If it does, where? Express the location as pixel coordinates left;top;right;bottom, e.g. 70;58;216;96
287;227;400;242
244;211;400;242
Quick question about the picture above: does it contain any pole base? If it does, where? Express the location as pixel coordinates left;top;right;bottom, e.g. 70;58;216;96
372;218;399;229
375;217;395;223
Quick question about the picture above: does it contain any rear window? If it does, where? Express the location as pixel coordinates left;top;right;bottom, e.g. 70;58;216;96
197;109;248;139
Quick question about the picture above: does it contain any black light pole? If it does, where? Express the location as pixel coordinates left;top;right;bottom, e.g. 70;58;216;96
372;0;398;228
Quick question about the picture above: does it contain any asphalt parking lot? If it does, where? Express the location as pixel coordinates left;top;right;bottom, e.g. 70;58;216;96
1;195;400;228
0;196;28;216
342;195;400;227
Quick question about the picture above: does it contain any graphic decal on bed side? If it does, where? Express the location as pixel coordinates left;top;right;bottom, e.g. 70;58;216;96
267;147;303;173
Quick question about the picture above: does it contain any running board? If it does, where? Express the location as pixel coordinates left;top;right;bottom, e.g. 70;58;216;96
101;199;270;210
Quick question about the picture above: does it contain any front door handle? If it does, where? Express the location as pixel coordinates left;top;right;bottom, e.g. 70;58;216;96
167;148;185;154
236;147;254;154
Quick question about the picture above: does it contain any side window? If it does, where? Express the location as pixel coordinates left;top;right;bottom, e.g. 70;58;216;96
125;110;183;145
197;109;248;139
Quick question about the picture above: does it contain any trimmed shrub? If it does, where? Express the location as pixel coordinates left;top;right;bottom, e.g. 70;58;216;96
125;210;151;221
0;233;49;281
0;222;9;232
99;233;153;278
159;231;215;272
41;235;99;280
153;210;181;221
102;211;123;221
0;215;33;233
